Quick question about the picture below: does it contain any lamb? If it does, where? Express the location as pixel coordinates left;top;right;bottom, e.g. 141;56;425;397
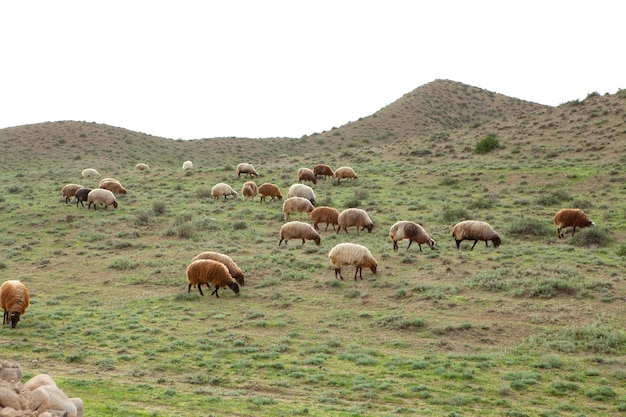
553;208;596;238
61;183;84;204
99;180;127;194
389;220;436;251
258;183;283;202
288;183;316;205
283;197;315;221
310;206;340;231
81;168;100;178
135;163;150;171
279;221;321;246
337;208;374;234
236;163;259;178
313;164;334;180
211;182;238;200
297;168;317;185
241;181;258;200
87;188;118;210
186;259;240;297
328;243;377;280
334;166;358;184
182;160;193;170
75;187;93;207
0;280;30;329
192;251;245;285
452;220;501;250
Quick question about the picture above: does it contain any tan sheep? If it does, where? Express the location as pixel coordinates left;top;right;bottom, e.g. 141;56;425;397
99;180;127;194
241;181;258;201
87;188;118;210
283;196;315;221
337;208;374;234
211;182;238;200
186;259;240;297
182;160;193;170
81;168;100;178
452;220;501;250
313;164;334;180
389;221;436;251
297;168;317;185
334;166;358;184
328;243;377;280
553;208;595;238
236;163;259;178
310;206;340;231
135;163;150;171
288;183;316;205
279;221;321;246
61;183;84;204
257;183;283;202
0;280;30;329
192;251;245;286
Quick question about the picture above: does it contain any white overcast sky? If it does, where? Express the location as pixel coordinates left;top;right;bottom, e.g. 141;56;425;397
1;1;623;139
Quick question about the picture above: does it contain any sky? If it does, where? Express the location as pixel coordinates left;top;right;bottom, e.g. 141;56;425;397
1;1;623;140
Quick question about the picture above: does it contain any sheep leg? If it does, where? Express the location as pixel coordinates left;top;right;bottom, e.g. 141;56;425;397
455;239;462;249
354;267;363;281
197;284;204;296
334;268;344;280
301;239;305;245
571;227;577;237
470;240;479;250
211;287;220;298
393;240;399;251
279;238;285;246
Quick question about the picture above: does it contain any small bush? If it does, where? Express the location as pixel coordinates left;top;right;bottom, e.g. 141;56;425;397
440;206;471;223
475;133;501;154
569;227;609;247
152;201;166;215
507;217;552;237
177;224;195;239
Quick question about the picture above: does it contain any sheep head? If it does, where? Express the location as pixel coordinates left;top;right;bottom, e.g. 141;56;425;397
9;312;20;329
228;281;240;295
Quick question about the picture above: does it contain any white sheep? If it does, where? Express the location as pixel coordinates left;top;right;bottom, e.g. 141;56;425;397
135;163;150;171
192;251;245;286
61;183;84;204
288;183;316;205
81;168;100;178
87;188;118;210
334;166;358;184
279;221;321;246
310;206;340;231
553;208;595;238
236;163;259;178
328;243;378;280
241;181;258;200
186;259;240;297
182;160;193;170
337;208;374;234
211;182;238;200
452;220;501;250
0;280;30;329
297;168;317;185
389;221;436;251
282;196;315;221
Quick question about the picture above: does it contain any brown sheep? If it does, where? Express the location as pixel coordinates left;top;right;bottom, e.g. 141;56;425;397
452;220;501;250
297;168;317;185
334;166;358;184
192;251;245;286
186;259;240;297
258;183;283;202
310;206;340;231
0;280;30;329
279;221;321;246
328;243;377;280
61;184;84;204
553;208;595;238
313;164;334;180
99;180;127;194
389;221;436;251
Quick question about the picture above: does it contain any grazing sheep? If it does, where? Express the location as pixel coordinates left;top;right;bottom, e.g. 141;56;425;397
313;164;334;180
182;160;193;170
135;163;150;171
389;221;436;251
283;197;315;221
452;220;501;250
192;251;245;286
0;280;30;329
81;168;100;178
87;188;118;210
211;182;238;200
553;208;596;238
288;183;316;205
258;183;283;202
310;206;340;231
241;181;258;201
61;183;84;204
236;163;259;178
98;178;121;187
186;259;240;297
334;166;358;184
337;208;374;234
328;243;377;281
75;187;93;207
99;180;127;194
279;221;321;246
297;168;317;185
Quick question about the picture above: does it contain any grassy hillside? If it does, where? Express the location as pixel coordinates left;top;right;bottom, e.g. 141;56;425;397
0;80;625;417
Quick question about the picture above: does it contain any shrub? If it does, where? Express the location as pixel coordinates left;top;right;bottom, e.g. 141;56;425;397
569;227;609;247
440;206;471;223
152;201;166;215
475;133;501;154
507;217;552;237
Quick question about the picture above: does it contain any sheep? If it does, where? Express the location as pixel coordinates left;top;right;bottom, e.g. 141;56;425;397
186;259;240;297
182;160;193;170
337;208;374;234
81;168;100;178
75;187;93;207
61;183;84;204
192;251;245;286
135;163;150;171
313;164;334;180
87;188;118;210
328;243;377;281
241;181;258;201
258;183;283;202
99;180;127;194
0;280;30;329
553;208;596;238
452;220;501;250
283;197;315;221
310;206;340;231
334;166;358;184
297;168;317;185
98;177;121;187
288;183;316;205
211;182;238;200
389;221;436;251
236;163;259;178
279;221;321;246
